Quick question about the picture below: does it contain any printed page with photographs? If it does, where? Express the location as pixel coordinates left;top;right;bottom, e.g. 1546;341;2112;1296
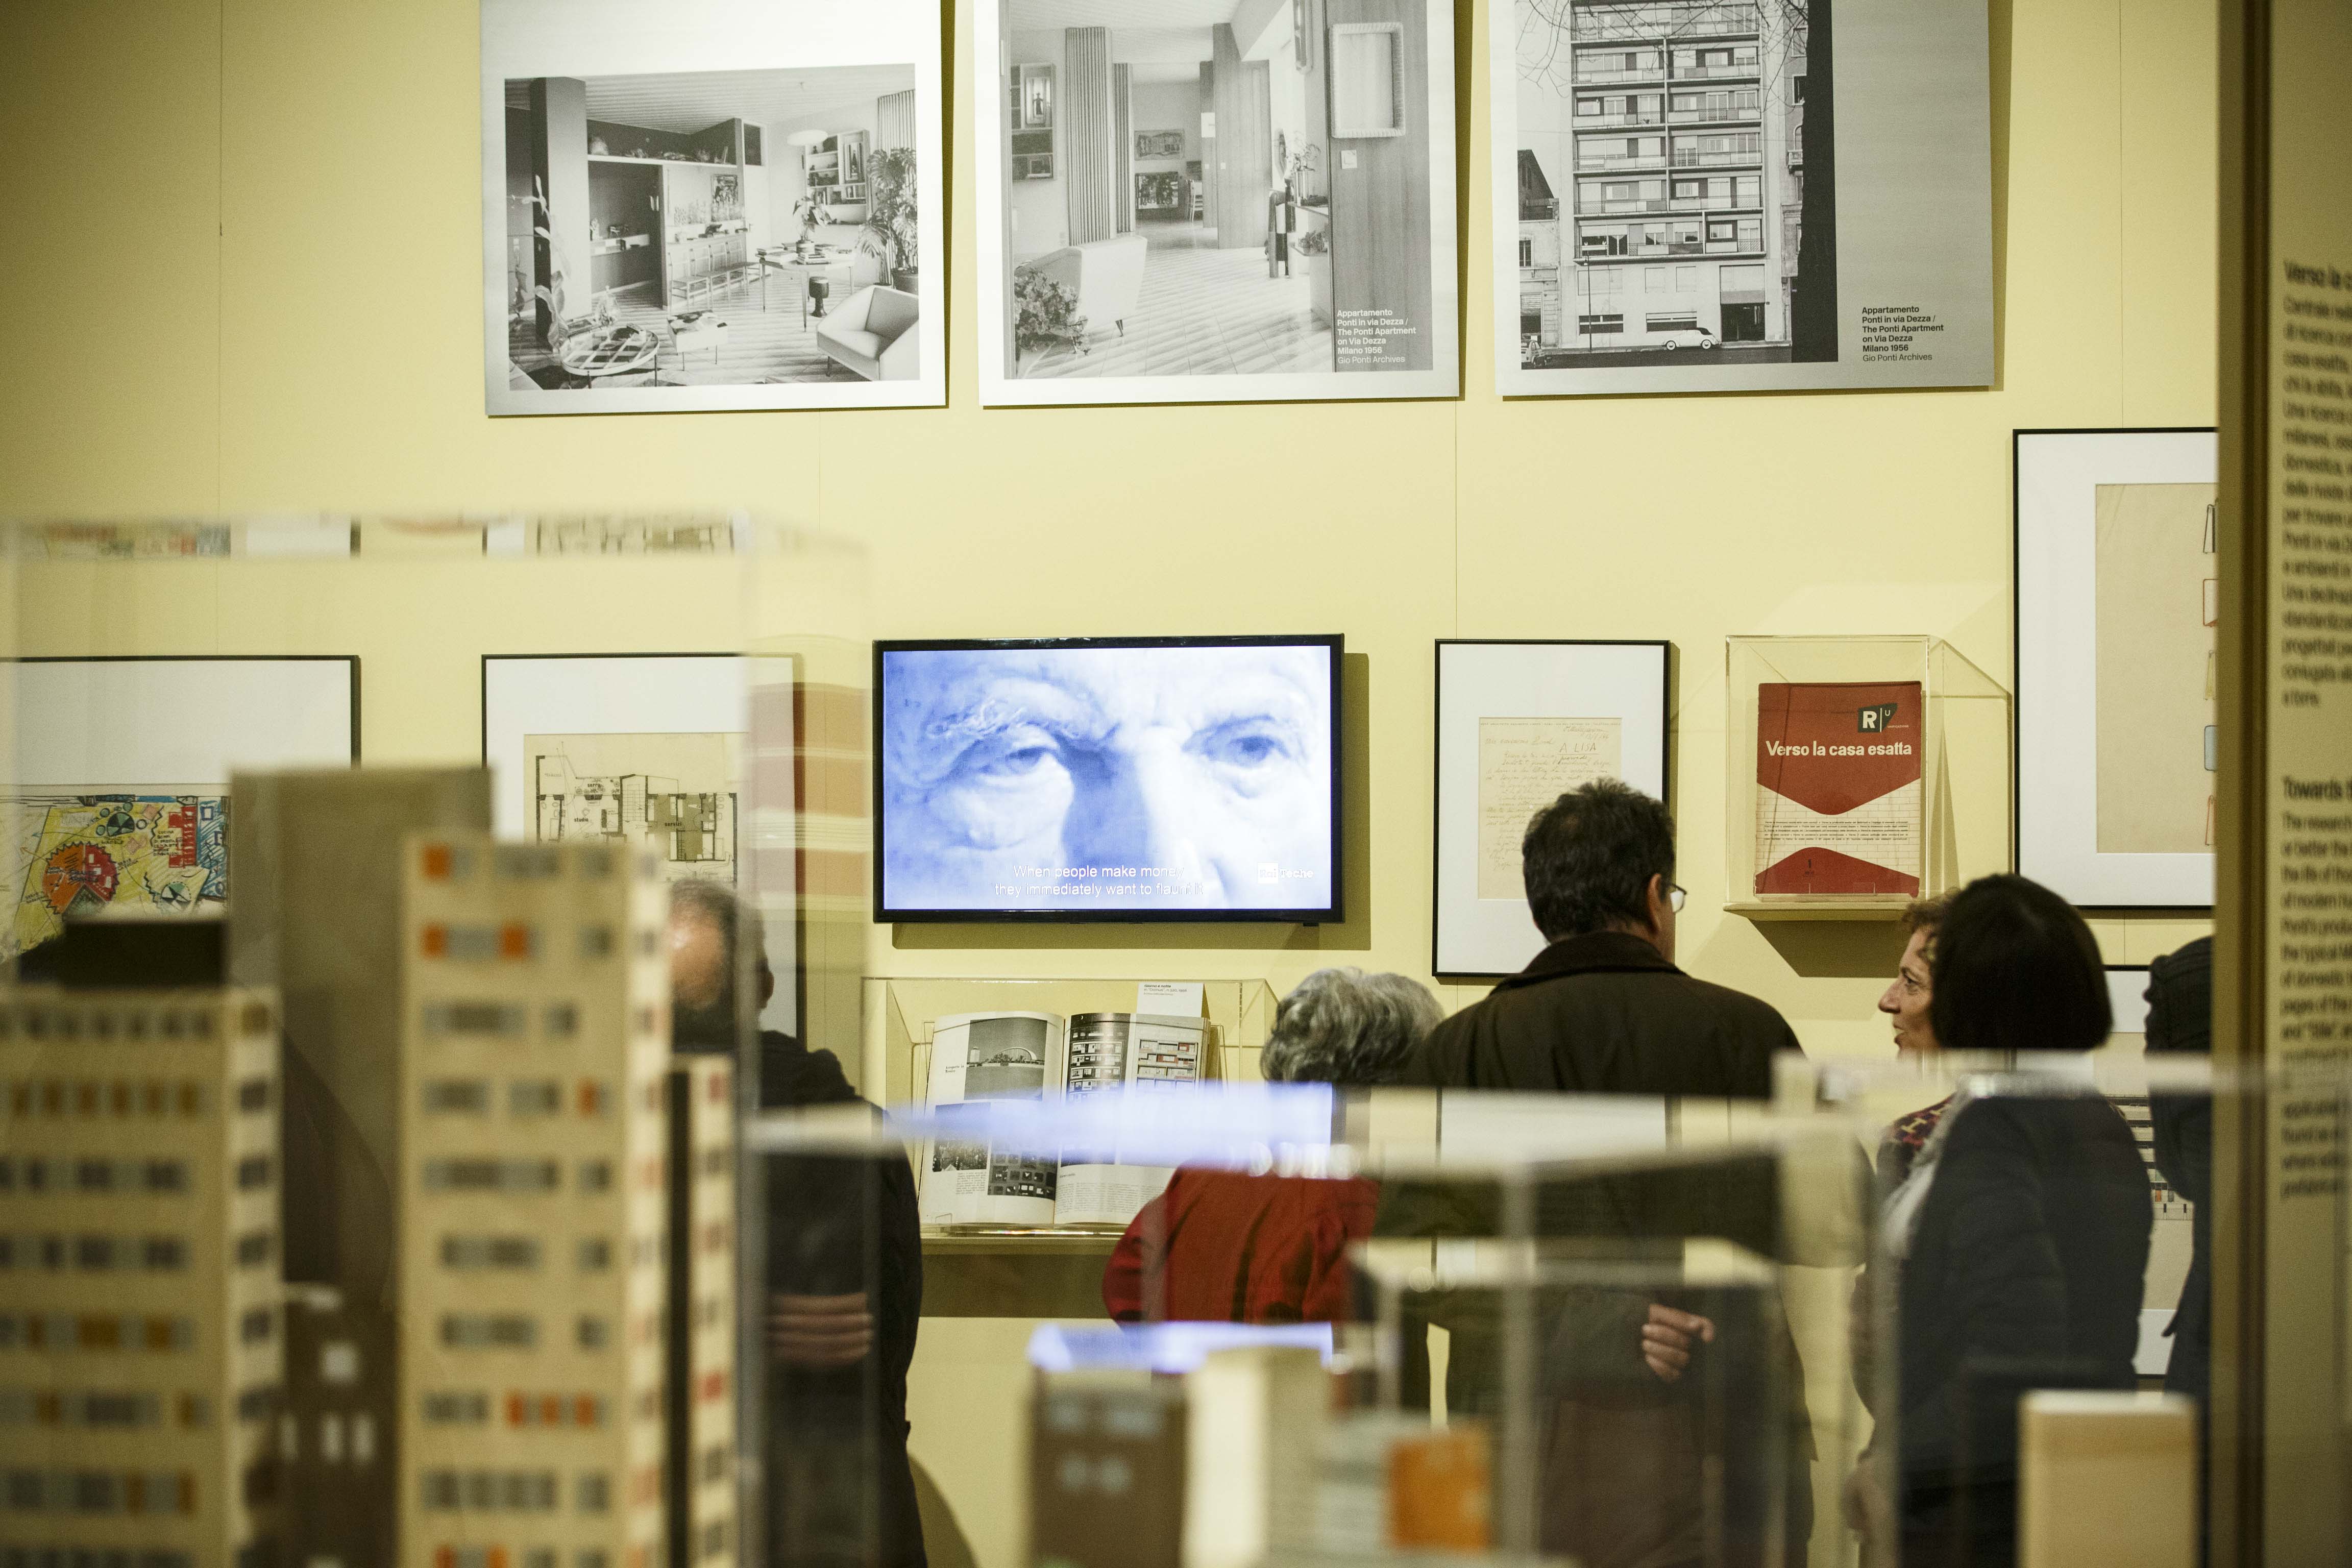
916;1009;1206;1231
920;1011;1067;1229
1052;1012;1205;1229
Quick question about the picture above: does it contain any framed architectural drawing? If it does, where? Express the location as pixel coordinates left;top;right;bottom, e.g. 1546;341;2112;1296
1434;640;1671;976
7;656;358;960
2016;428;2219;908
479;653;799;1030
976;0;1459;406
480;0;944;414
1492;0;1994;396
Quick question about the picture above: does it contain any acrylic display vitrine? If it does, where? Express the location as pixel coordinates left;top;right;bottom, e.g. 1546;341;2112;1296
1724;633;2011;920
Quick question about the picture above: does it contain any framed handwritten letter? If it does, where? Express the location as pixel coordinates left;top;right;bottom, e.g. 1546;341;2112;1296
1435;641;1672;976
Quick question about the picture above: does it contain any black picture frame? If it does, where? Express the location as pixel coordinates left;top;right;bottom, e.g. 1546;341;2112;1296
872;634;1345;925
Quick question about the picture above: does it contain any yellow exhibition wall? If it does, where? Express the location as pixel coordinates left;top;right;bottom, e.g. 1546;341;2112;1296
0;1;2223;1564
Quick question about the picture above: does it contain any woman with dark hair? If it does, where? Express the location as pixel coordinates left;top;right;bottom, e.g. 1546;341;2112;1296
1871;874;2152;1566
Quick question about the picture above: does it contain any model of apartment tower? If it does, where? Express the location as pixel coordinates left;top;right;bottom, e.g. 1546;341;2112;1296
398;837;671;1568
664;1057;734;1568
0;986;283;1568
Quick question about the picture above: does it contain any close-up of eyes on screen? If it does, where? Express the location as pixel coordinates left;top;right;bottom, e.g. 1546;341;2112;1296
876;639;1340;921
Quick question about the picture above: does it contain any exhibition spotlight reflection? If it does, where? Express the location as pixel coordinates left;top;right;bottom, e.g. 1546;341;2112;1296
876;638;1340;918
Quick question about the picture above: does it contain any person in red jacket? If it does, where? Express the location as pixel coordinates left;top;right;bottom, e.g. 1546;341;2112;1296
1102;967;1441;1325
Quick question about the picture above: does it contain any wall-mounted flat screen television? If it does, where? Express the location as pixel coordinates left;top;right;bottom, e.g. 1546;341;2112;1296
874;636;1342;922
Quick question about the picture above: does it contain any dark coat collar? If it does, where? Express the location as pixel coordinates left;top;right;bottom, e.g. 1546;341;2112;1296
1497;928;1681;990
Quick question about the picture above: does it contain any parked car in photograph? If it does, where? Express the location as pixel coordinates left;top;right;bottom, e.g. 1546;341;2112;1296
1657;326;1719;352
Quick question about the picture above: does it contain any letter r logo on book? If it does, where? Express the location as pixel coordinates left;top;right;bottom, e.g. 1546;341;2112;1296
1858;702;1898;733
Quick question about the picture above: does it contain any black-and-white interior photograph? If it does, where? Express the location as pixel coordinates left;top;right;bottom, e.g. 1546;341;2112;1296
979;0;1460;405
480;0;942;413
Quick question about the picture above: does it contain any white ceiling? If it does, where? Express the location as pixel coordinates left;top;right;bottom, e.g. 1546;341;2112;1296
1011;0;1240;28
502;66;914;133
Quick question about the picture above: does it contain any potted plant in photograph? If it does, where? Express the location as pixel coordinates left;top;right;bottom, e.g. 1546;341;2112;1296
529;175;575;350
859;146;920;293
792;190;830;257
1013;270;1086;370
1296;223;1332;328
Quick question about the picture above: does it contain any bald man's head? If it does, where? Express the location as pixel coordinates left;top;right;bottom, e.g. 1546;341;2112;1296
667;880;773;1050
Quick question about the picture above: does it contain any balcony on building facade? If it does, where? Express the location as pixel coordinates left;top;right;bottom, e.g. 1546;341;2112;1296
1577;106;1668;128
1672;61;1761;82
1581;194;1679;214
1672;144;1763;168
1667;103;1762;126
1666;190;1762;212
1578;148;1671;172
1569;3;1763;44
1574;58;1669;85
1787;107;1805;168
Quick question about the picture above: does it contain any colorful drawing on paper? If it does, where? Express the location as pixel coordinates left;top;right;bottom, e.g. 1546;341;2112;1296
7;794;229;959
525;732;742;882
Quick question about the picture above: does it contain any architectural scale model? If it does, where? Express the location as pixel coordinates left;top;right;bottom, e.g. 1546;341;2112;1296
398;837;672;1568
665;1058;737;1568
282;1282;397;1568
0;986;283;1568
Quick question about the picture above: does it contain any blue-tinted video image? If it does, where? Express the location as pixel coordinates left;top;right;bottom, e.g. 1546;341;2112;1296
878;642;1336;916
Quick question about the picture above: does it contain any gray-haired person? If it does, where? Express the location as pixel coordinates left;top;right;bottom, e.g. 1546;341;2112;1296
1102;967;1441;1324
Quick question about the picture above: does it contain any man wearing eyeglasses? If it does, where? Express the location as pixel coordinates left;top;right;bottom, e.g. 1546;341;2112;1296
1394;778;1812;1568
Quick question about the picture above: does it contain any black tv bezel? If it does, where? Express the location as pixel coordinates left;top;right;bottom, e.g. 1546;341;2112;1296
871;634;1345;925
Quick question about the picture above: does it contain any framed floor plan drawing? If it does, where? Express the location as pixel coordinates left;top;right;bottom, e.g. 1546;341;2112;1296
480;653;798;1031
1434;640;1671;976
7;656;358;960
2015;428;2218;908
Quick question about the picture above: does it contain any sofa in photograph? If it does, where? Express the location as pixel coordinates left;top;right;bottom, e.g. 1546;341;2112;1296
816;285;919;381
1018;233;1147;348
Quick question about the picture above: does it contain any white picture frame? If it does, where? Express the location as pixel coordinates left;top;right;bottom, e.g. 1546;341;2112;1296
1490;0;1996;397
2015;428;2219;908
480;653;799;1034
1329;23;1406;138
479;0;945;414
1434;640;1671;976
7;657;357;959
14;657;358;787
975;0;1458;407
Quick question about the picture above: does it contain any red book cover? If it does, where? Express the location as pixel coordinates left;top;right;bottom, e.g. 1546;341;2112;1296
1753;681;1924;896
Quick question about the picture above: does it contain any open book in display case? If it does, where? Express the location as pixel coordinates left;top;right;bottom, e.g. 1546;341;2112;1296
861;977;1279;1244
1724;635;2011;921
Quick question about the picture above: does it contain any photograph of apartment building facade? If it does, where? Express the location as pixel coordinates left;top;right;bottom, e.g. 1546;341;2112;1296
1513;0;1825;367
1496;0;1993;395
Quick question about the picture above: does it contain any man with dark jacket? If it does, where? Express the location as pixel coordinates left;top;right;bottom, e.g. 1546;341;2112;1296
2146;935;2213;1560
1394;779;1812;1568
672;880;927;1568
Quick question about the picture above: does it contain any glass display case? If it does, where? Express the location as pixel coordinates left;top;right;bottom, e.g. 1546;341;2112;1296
1723;634;2011;921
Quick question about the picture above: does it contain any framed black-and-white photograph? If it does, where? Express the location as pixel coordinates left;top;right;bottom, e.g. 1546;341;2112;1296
480;653;799;1031
1434;640;1671;976
1492;0;1995;396
7;656;358;963
480;0;943;413
2016;428;2218;908
977;0;1459;406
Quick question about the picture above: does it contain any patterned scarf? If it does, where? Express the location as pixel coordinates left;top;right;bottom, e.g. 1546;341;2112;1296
1879;1095;1953;1188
